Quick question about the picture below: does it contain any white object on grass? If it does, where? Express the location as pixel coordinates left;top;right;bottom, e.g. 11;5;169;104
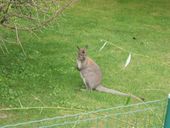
99;41;108;51
124;53;131;68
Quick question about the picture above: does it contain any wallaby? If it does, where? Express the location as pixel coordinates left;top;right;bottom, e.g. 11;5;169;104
76;46;144;101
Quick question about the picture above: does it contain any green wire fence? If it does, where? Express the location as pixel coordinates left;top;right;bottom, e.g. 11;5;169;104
1;94;170;128
164;94;170;128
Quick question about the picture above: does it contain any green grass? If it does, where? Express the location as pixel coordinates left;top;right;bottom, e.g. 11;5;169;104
1;0;170;126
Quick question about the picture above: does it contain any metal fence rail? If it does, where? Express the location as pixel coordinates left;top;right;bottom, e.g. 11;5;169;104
1;99;168;128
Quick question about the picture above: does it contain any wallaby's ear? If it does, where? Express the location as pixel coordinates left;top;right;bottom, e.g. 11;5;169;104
77;46;80;50
85;45;88;49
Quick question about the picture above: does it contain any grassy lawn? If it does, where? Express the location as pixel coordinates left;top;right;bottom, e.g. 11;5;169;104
0;0;170;126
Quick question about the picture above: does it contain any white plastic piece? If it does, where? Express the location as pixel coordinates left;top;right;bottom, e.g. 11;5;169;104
99;41;107;51
168;93;170;99
124;53;131;68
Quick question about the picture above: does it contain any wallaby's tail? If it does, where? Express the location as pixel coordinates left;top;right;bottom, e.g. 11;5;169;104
95;85;144;101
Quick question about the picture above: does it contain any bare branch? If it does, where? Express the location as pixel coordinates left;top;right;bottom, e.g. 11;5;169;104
15;24;26;56
0;0;79;54
2;39;9;54
1;0;78;31
0;43;5;54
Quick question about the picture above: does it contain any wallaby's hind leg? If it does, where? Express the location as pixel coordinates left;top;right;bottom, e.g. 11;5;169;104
80;73;89;89
81;78;94;91
81;77;92;91
85;80;98;91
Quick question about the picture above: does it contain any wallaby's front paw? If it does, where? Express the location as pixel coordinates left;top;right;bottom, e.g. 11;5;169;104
75;66;80;71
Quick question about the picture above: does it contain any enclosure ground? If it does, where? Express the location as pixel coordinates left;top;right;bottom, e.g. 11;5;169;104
0;0;170;126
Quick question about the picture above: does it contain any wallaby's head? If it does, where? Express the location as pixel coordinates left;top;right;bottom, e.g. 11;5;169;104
77;45;88;61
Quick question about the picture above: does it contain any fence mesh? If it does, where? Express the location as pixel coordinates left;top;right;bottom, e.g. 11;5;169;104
1;99;167;128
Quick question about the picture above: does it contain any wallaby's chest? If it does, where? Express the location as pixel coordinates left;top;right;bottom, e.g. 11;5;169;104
77;60;82;69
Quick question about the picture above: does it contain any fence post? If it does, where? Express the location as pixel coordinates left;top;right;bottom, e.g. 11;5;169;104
164;94;170;128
